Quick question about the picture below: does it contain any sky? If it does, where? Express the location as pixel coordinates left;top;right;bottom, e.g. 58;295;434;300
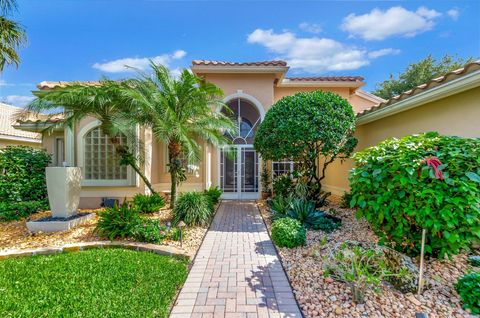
1;0;479;107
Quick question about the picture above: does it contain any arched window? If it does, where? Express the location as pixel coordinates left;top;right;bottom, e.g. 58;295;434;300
83;127;128;182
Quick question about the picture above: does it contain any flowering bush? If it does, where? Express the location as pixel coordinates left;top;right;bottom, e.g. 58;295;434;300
350;132;480;258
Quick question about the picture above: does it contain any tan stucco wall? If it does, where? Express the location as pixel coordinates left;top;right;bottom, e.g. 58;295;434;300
0;138;42;148
322;87;480;195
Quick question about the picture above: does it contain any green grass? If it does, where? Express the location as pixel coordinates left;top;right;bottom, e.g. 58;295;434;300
0;249;188;318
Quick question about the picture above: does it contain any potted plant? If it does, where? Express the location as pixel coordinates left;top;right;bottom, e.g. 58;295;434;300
260;160;272;199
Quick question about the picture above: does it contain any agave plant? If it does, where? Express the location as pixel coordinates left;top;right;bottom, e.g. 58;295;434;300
269;194;294;220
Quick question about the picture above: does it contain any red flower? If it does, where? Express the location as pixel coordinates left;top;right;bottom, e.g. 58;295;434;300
423;156;443;180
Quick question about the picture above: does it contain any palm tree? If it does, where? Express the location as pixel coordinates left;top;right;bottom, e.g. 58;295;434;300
0;0;27;71
23;80;156;193
117;63;235;208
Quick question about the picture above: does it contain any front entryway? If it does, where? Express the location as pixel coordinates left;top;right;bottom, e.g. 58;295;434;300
220;146;259;200
218;97;262;200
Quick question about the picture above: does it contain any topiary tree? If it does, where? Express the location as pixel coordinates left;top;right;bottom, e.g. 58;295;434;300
350;132;480;258
254;91;357;204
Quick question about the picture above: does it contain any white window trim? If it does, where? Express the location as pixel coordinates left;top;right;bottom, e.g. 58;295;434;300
77;120;137;187
54;136;65;167
271;161;295;179
163;143;200;177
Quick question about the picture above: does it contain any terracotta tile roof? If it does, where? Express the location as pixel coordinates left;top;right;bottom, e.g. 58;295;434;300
37;80;101;90
0;103;42;141
358;60;480;117
192;60;288;67
285;76;364;82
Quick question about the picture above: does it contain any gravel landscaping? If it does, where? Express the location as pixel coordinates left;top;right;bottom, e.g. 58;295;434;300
258;198;476;318
0;206;209;255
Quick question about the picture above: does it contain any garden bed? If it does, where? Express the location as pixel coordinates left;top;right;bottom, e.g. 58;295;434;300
0;248;188;318
258;197;474;318
0;206;208;256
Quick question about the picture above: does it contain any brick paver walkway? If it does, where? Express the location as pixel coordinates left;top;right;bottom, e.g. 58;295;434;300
170;201;302;318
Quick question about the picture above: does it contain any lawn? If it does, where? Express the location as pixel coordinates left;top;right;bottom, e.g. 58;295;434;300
0;249;188;318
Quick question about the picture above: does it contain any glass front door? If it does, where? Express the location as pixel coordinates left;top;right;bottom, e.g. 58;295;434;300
220;146;259;199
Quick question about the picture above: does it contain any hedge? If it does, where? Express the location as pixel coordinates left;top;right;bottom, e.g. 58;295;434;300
350;132;480;258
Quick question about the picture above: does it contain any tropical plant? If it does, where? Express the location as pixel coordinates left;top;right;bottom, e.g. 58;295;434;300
0;200;47;221
271;217;306;248
0;146;51;202
323;243;401;303
116;63;235;208
469;256;480;267
24;80;155;193
278;198;341;232
132;219;167;244
172;191;214;226
203;186;223;205
455;272;480;314
350;132;480;258
272;174;294;198
340;191;352;209
132;193;165;214
96;202;141;240
373;54;475;99
260;160;272;196
269;194;294;218
255;91;357;205
0;0;27;71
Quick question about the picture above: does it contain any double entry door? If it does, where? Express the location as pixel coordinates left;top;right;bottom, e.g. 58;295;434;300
220;145;259;200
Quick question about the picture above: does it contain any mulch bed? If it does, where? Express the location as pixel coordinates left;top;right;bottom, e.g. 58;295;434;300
0;207;208;256
257;197;475;318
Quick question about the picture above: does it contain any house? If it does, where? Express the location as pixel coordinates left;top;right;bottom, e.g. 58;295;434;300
0;103;42;148
15;60;480;208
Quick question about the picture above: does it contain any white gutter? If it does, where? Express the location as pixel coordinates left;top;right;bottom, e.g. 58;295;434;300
357;70;480;125
0;133;42;143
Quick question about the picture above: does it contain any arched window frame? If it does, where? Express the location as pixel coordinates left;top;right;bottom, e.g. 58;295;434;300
77;120;137;187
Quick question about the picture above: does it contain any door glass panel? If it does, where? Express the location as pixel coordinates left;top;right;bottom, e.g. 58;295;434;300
220;149;237;193
241;148;258;193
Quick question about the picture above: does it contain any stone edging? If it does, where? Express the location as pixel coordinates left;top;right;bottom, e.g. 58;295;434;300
0;241;192;260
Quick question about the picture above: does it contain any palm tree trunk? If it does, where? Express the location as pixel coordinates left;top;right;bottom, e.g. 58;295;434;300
170;172;177;209
110;137;156;194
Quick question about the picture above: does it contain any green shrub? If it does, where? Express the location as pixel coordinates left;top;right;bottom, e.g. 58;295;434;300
132;193;165;214
132;219;167;244
0;146;51;202
254;91;357;203
323;243;403;303
167;227;182;241
272;174;294;198
271;218;306;248
173;192;213;226
340;191;352;208
269;194;294;218
469;256;480;267
204;186;223;205
350;132;480;258
271;197;341;232
0;200;48;221
96;202;141;240
455;272;480;314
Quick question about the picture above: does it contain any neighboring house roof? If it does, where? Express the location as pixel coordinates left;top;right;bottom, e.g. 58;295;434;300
285;76;364;82
357;60;480;123
37;81;100;90
192;60;287;67
0;103;42;143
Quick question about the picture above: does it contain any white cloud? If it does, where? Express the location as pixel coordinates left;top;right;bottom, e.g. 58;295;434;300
247;28;398;73
447;8;460;21
368;48;401;59
299;22;322;34
1;95;35;107
93;50;187;73
341;6;441;40
0;79;7;86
